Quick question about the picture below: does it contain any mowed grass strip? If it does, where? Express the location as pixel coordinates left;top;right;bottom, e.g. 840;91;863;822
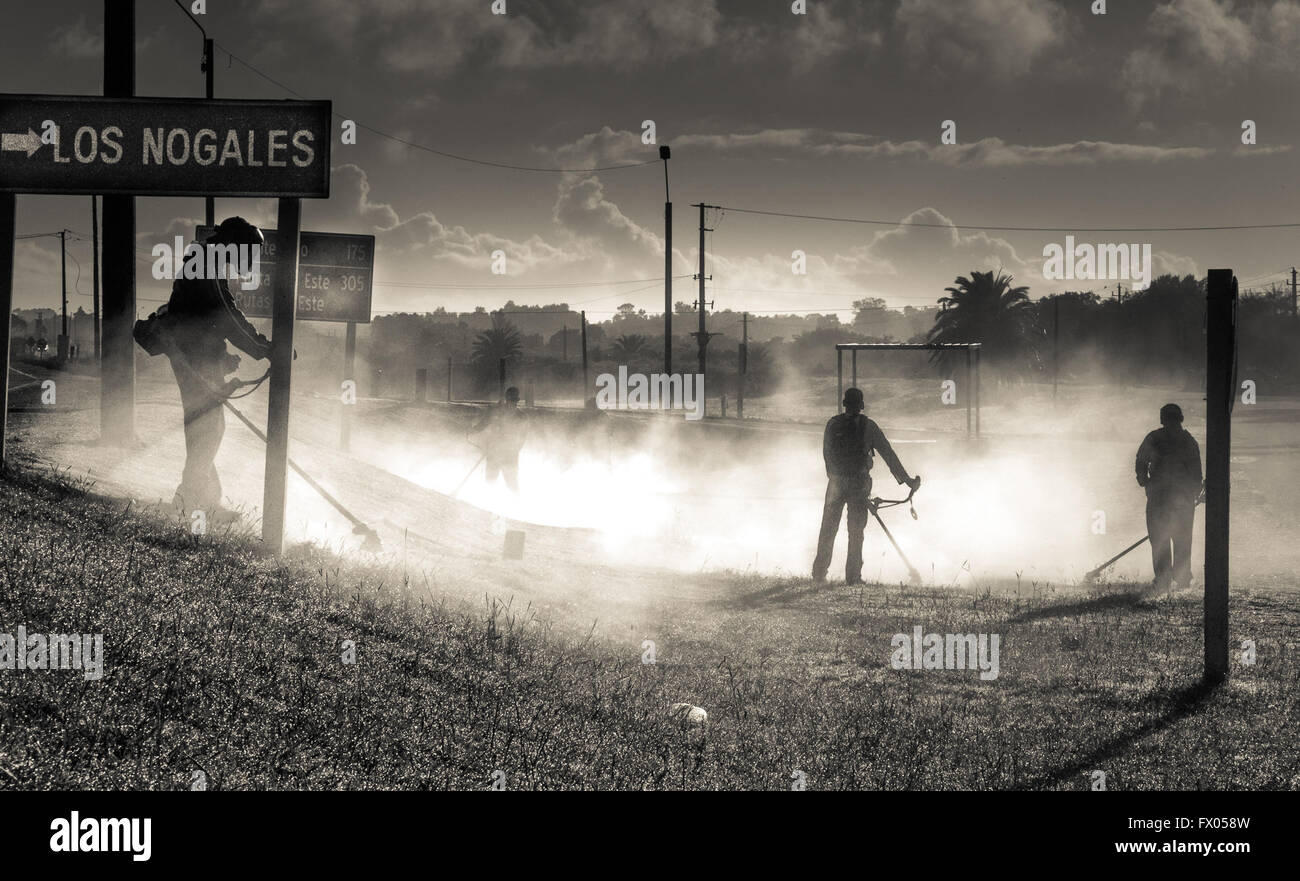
0;465;1296;791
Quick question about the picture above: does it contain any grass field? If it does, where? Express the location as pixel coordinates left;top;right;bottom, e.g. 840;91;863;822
1;461;1297;791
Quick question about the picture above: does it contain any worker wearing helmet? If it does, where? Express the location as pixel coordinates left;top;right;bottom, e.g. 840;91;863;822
166;216;272;515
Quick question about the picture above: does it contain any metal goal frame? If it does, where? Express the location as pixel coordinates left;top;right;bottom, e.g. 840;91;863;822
835;342;982;439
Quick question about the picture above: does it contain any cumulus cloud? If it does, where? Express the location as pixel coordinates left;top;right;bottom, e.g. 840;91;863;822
49;16;101;59
895;0;1067;79
255;0;722;75
1121;0;1259;108
835;207;1034;296
275;163;579;278
550;127;1240;169
252;0;890;77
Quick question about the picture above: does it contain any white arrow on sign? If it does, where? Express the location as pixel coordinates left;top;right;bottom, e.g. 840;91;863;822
2;128;42;158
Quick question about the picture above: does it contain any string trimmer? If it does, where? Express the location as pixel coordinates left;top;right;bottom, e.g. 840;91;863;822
223;374;382;551
867;477;923;585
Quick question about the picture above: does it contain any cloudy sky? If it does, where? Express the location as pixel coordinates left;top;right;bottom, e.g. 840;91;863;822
4;0;1299;319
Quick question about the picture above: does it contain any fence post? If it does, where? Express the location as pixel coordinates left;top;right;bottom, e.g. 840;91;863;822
1204;269;1235;684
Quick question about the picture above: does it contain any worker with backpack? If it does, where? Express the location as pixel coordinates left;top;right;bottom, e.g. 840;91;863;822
812;387;921;584
134;217;272;516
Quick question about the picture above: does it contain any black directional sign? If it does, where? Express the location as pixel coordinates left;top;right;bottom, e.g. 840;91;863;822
0;94;331;197
197;226;374;323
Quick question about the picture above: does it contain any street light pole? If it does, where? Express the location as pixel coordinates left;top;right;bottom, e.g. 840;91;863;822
660;145;672;401
173;1;214;227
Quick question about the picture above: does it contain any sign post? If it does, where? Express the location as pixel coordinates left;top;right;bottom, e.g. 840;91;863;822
0;95;332;197
1204;269;1235;684
100;2;136;446
197;224;372;455
341;321;356;450
262;199;301;555
0;193;14;467
194;226;373;323
0;89;331;553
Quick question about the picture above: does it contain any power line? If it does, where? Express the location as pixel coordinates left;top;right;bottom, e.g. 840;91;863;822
373;275;692;290
214;41;657;175
715;205;1300;233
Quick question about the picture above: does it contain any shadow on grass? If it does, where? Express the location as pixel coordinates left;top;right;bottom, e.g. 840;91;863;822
1001;590;1153;626
717;578;848;610
1016;679;1219;790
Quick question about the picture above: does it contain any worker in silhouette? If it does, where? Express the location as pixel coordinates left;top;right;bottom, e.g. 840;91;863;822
166;217;271;515
1135;403;1203;591
813;387;921;584
473;386;528;492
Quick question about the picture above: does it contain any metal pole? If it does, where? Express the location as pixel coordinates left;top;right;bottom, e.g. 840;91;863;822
965;347;971;438
261;198;301;555
662;147;672;403
447;355;452;402
665;200;672;387
837;348;843;413
340;320;356;450
737;311;746;420
1052;297;1059;400
59;230;68;360
581;310;588;403
100;0;136;445
203;36;214;229
851;348;857;388
1204;269;1234;684
0;194;15;467
498;357;506;401
975;344;981;439
697;203;707;382
91;196;100;362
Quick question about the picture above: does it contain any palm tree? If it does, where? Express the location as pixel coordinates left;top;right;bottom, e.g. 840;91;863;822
610;333;650;364
927;270;1038;375
471;317;523;385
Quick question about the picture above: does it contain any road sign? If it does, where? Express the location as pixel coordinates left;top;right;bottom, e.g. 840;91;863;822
0;94;331;197
197;226;374;323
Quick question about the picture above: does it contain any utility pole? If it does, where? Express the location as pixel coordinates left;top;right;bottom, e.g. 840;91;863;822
1052;297;1060;400
661;146;672;403
203;34;214;228
1;193;15;466
174;1;215;227
261;197;301;554
340;321;356;450
58;229;68;360
101;0;136;445
1204;269;1235;684
91;197;100;362
580;310;589;404
1291;267;1297;316
738;311;747;419
562;323;567;361
691;203;717;414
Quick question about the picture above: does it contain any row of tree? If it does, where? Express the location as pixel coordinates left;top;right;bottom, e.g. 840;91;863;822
929;270;1298;390
359;270;1299;399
